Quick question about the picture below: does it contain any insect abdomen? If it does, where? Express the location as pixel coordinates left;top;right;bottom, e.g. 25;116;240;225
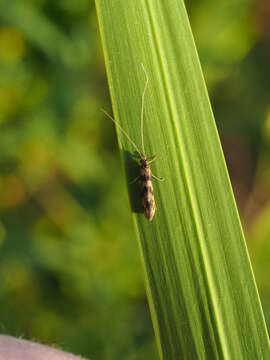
141;162;155;221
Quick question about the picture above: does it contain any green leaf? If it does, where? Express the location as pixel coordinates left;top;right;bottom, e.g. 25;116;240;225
95;0;270;358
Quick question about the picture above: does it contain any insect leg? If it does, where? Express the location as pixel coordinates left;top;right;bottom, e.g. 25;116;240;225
152;173;165;182
147;155;157;164
129;176;140;185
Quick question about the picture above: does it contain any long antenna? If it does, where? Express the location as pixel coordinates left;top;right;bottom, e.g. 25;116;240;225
101;109;142;156
140;63;149;156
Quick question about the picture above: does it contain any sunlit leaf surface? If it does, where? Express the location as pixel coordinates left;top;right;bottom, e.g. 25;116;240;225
95;0;270;358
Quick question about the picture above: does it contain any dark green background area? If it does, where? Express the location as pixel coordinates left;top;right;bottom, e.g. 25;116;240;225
0;1;269;358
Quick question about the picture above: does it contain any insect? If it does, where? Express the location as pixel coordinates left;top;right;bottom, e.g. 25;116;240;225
102;64;163;221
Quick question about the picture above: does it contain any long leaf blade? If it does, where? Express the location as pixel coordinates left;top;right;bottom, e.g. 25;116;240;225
95;0;270;358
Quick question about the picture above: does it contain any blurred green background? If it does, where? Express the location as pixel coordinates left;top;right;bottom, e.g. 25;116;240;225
0;0;269;358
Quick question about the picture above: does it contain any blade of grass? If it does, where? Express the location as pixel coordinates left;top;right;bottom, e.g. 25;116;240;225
95;0;270;358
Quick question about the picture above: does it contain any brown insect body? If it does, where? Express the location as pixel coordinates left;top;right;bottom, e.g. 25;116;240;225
140;156;155;221
102;64;161;221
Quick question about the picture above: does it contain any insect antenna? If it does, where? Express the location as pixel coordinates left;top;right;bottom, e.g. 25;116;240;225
140;63;149;156
101;109;142;157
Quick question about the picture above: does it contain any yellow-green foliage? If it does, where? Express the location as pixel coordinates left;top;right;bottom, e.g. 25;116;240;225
0;0;269;359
